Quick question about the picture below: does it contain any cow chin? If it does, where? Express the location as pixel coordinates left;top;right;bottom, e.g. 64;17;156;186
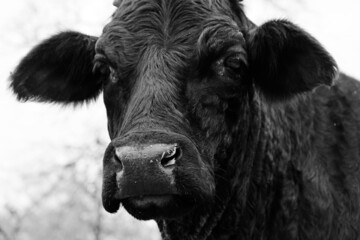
122;195;194;220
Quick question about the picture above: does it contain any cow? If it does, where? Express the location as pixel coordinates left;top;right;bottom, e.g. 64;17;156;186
9;0;360;239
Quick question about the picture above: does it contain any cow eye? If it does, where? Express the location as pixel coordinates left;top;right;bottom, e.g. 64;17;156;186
93;54;115;81
224;53;246;71
93;61;110;76
93;61;118;83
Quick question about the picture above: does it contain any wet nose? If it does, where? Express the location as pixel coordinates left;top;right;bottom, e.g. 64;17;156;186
115;143;182;169
113;144;182;200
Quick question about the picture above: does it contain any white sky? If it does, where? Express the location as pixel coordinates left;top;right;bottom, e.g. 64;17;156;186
0;0;359;211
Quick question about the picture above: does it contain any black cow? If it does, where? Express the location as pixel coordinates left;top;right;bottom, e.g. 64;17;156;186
9;0;360;239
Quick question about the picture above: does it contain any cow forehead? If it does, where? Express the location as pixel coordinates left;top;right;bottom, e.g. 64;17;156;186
113;0;233;15
108;0;238;36
97;0;240;52
95;0;245;77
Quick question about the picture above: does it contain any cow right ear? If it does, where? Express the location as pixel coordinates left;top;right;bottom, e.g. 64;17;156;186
9;31;102;104
247;20;338;101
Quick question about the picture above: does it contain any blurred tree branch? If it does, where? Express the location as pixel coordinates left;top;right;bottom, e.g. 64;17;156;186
0;225;10;240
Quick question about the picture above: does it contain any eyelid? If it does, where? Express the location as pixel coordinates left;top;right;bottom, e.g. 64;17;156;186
94;54;109;64
197;42;247;77
224;46;248;66
201;38;247;61
220;41;246;55
226;45;246;54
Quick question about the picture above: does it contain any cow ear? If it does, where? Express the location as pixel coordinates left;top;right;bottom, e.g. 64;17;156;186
247;20;338;101
9;31;102;104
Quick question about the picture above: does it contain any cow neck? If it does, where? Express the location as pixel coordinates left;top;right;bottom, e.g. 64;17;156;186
210;92;266;239
156;92;264;240
225;95;316;239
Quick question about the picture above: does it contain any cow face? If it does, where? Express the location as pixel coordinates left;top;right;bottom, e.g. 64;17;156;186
95;1;250;219
10;0;337;220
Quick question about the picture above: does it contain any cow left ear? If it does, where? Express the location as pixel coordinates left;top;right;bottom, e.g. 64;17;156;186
247;20;338;100
10;31;101;104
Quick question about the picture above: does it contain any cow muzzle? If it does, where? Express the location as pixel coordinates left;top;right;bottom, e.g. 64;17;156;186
102;131;213;220
115;143;180;198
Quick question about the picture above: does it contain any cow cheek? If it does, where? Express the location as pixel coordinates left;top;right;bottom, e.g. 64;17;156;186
174;152;215;205
103;86;128;139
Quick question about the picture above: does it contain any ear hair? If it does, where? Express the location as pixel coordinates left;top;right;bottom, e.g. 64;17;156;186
247;19;338;101
10;31;102;104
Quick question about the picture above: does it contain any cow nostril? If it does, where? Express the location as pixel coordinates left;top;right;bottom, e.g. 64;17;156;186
113;152;123;170
160;146;181;168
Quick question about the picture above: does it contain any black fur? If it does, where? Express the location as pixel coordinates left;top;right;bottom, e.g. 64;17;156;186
10;31;101;104
248;20;338;101
9;1;360;240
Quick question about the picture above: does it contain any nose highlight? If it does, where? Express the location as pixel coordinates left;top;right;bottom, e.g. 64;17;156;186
115;143;181;168
160;146;181;167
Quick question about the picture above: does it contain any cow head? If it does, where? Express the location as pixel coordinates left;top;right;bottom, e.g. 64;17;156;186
9;0;337;221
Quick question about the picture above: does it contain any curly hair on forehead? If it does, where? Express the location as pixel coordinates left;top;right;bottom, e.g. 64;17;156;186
113;0;243;10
